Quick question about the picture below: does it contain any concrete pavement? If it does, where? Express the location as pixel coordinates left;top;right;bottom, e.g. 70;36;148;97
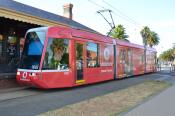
123;71;175;116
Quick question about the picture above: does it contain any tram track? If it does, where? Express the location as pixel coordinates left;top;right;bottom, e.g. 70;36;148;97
0;72;166;103
0;74;164;103
0;87;46;103
0;73;172;103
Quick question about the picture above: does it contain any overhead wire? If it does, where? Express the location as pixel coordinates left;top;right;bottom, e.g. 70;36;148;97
88;0;115;27
88;0;106;10
88;0;142;28
102;0;141;26
88;0;116;32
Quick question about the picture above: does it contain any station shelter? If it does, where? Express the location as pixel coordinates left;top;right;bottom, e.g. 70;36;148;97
0;0;95;79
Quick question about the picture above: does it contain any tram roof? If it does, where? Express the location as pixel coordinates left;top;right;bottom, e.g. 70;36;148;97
114;39;156;52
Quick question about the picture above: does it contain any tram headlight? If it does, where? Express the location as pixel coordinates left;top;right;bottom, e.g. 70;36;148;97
17;71;20;76
29;72;36;76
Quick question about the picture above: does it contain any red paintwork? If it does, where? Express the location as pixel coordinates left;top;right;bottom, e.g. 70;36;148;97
16;26;157;89
146;49;157;73
132;48;145;75
115;39;156;78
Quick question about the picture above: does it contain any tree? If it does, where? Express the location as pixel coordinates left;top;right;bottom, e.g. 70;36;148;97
140;26;151;46
140;26;160;47
109;24;129;42
50;39;67;68
172;47;175;59
159;48;174;61
148;31;160;47
173;43;175;48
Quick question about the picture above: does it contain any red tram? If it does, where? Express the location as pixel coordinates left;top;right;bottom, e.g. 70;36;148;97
16;26;156;89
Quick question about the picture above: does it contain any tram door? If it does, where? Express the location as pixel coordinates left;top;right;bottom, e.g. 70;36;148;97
124;48;133;76
75;42;85;83
126;49;133;75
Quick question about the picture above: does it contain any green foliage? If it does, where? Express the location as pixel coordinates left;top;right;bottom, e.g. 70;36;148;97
148;31;160;47
76;43;83;59
50;39;65;53
173;43;175;48
140;26;160;47
140;26;150;46
109;24;129;42
159;48;175;61
50;39;67;68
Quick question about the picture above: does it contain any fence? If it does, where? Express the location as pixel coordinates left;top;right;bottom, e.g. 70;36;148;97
157;64;175;72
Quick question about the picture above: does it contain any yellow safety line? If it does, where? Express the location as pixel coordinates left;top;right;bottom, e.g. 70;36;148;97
76;80;85;84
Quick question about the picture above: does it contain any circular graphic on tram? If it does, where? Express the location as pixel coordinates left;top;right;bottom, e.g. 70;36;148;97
22;72;27;79
104;47;110;61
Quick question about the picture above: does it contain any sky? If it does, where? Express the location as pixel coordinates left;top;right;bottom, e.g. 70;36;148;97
14;0;175;55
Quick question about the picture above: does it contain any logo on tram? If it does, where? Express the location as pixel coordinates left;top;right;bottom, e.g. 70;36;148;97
22;72;27;79
104;47;110;61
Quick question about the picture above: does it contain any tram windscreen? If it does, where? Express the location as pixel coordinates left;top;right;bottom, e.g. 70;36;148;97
20;31;46;70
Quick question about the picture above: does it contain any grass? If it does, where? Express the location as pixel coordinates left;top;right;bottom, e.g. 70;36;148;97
39;80;171;116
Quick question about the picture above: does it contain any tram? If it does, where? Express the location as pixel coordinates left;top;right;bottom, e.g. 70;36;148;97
16;26;156;89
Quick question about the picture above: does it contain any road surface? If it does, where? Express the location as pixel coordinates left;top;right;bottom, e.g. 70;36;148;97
0;71;174;116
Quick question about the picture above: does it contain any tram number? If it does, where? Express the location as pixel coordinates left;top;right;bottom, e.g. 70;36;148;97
32;65;39;69
64;72;69;75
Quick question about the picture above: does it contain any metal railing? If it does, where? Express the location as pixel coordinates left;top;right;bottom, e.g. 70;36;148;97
157;65;175;72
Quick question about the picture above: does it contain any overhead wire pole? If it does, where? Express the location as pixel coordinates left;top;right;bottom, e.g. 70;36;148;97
97;9;115;36
97;10;113;29
109;10;115;28
88;0;142;27
88;0;115;36
88;0;142;35
108;10;115;36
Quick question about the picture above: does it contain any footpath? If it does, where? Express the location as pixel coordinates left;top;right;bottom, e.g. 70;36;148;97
124;71;175;116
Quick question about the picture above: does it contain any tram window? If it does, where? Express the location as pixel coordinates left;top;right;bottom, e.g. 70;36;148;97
119;49;125;63
119;50;123;63
20;31;46;70
123;50;126;62
42;38;69;70
141;55;145;64
28;41;43;55
86;42;99;68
